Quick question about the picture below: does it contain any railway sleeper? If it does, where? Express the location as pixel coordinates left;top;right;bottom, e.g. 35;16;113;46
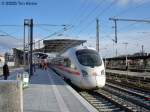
106;83;150;100
93;91;134;112
103;87;150;111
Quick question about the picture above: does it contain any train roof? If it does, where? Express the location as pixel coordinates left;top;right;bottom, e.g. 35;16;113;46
34;39;86;53
61;46;98;56
68;46;96;51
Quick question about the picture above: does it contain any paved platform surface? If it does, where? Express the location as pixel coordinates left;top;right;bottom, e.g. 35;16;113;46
106;69;150;78
0;67;24;80
23;68;98;112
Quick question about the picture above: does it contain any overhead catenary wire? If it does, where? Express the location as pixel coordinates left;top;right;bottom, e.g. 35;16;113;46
72;0;149;39
113;1;150;17
69;0;92;35
0;24;68;27
109;16;150;34
78;0;105;26
0;29;22;41
0;25;23;27
110;1;150;33
69;0;87;25
76;0;118;36
120;20;150;31
34;25;73;45
109;17;150;43
107;1;150;44
70;0;105;35
70;0;91;26
37;26;52;32
0;23;72;45
36;24;71;33
109;30;150;54
0;23;68;39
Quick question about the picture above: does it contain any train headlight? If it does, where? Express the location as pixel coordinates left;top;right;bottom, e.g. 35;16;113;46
81;70;88;77
101;70;105;75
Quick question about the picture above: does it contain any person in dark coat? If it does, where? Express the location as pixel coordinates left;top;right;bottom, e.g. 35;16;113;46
3;63;9;80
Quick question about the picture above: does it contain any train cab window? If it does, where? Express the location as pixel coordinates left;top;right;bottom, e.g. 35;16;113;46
76;49;102;67
64;58;71;67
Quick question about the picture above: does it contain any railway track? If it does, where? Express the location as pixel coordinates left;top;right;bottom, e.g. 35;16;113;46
106;82;150;98
106;75;150;92
106;72;150;85
107;79;150;93
102;83;150;112
78;83;150;112
79;91;133;112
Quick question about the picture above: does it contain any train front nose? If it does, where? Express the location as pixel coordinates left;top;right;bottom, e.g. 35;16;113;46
81;75;105;89
95;69;106;88
81;77;97;89
81;69;106;89
95;75;106;87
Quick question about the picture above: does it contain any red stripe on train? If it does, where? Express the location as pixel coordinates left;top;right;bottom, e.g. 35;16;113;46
145;97;150;101
54;65;80;76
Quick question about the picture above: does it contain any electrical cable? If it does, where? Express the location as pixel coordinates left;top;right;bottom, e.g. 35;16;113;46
70;0;105;35
34;25;73;44
114;1;150;17
0;29;22;41
69;0;87;24
77;0;118;36
71;0;91;26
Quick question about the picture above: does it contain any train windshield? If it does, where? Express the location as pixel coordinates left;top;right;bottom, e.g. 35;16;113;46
76;49;102;67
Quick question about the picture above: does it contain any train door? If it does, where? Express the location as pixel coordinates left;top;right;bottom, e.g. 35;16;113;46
70;61;81;86
63;58;80;86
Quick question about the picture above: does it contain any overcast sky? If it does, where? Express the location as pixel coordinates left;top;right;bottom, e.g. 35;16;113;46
0;0;150;57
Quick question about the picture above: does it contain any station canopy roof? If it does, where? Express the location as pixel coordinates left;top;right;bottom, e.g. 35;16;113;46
35;39;86;53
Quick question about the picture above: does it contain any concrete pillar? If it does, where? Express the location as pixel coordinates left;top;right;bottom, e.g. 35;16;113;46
0;80;23;112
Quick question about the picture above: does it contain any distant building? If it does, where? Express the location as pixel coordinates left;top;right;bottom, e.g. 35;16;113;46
106;52;150;72
133;52;147;56
4;53;15;67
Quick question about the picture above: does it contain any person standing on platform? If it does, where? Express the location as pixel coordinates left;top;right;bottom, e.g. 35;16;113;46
44;62;48;70
43;59;48;70
3;62;9;80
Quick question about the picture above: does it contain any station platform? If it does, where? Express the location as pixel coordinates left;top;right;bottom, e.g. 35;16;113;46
106;69;150;78
23;68;98;112
0;67;24;80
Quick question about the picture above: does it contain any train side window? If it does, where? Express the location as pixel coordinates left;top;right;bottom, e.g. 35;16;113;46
64;58;71;67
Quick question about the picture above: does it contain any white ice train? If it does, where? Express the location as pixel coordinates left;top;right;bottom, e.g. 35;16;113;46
50;46;106;89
